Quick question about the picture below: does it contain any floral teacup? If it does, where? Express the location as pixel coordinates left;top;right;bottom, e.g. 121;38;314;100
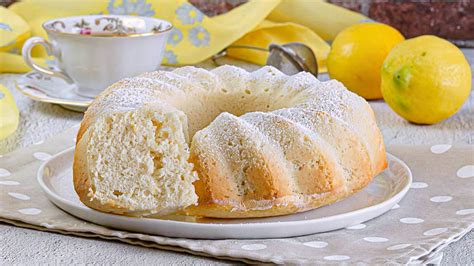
22;15;172;98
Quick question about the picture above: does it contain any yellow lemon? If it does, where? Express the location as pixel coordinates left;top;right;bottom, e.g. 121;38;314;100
328;22;405;99
381;35;471;124
0;85;19;140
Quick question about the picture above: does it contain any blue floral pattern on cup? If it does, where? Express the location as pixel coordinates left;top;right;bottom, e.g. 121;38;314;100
188;26;210;47
176;3;204;25
163;50;178;64
107;0;155;17
167;28;183;46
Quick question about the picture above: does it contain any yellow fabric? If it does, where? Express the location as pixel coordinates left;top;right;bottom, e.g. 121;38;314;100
268;0;368;41
0;84;19;140
0;0;367;73
0;52;47;73
0;7;31;53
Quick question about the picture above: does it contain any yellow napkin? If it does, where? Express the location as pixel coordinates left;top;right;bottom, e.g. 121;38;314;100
268;0;367;41
0;84;19;140
0;6;30;53
1;0;367;73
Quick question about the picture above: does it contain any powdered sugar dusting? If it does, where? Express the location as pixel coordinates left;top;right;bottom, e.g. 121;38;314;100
84;65;381;215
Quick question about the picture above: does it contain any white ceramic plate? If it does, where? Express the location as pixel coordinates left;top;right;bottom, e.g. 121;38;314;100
37;147;412;239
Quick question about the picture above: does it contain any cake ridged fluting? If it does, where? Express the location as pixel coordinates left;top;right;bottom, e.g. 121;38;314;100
73;65;387;218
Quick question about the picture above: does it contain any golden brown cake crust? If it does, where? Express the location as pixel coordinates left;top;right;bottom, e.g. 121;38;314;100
73;65;387;218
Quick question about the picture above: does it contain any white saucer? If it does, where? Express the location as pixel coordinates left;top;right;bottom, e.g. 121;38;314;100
16;71;92;112
37;147;412;239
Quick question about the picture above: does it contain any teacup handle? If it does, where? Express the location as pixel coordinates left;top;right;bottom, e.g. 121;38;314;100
22;37;74;83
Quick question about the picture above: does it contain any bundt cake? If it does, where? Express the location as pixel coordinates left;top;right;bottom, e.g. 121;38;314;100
73;65;387;218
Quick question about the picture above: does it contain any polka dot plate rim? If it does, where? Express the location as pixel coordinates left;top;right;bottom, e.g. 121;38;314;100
37;147;412;239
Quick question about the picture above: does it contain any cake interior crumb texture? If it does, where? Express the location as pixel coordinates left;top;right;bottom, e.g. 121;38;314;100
86;104;197;215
